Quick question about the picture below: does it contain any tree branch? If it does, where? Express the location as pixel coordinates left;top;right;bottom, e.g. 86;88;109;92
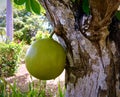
89;0;120;29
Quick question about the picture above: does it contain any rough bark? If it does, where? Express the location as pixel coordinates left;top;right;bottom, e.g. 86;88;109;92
38;0;120;97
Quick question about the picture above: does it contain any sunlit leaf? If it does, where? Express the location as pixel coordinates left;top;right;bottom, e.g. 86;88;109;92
40;4;46;14
30;0;40;14
14;0;26;5
25;0;31;12
13;0;43;15
13;2;25;10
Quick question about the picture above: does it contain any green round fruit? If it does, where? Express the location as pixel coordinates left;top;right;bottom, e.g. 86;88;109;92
25;38;66;80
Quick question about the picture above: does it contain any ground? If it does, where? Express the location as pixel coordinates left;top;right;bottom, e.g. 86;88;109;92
5;64;65;96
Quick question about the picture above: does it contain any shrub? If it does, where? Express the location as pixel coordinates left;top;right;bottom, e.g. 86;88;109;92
13;19;24;30
14;25;37;44
31;31;49;42
13;8;52;45
0;42;22;77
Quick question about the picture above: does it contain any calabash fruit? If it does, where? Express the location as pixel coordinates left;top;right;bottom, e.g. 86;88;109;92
25;38;66;80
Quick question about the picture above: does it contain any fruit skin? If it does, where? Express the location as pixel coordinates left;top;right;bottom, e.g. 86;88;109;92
25;38;66;80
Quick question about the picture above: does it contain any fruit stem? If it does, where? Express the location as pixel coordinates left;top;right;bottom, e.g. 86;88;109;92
49;31;54;38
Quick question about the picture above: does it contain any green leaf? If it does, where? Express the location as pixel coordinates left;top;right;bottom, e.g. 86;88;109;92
82;0;90;15
14;0;26;5
115;11;120;20
25;0;31;12
30;0;40;14
40;4;46;14
71;0;76;3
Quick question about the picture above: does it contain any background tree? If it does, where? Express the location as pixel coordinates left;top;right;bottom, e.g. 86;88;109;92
14;0;120;97
6;0;13;41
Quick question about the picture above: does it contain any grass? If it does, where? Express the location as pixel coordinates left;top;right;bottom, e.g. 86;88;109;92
58;83;66;97
0;77;65;97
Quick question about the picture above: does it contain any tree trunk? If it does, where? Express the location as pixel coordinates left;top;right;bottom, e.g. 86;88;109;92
6;0;13;41
38;0;120;97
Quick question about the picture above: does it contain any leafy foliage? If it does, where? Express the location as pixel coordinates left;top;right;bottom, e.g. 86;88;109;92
14;25;36;44
13;0;44;14
14;0;26;5
31;31;49;42
13;7;52;44
0;5;52;44
25;0;32;12
30;0;40;14
0;42;22;77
